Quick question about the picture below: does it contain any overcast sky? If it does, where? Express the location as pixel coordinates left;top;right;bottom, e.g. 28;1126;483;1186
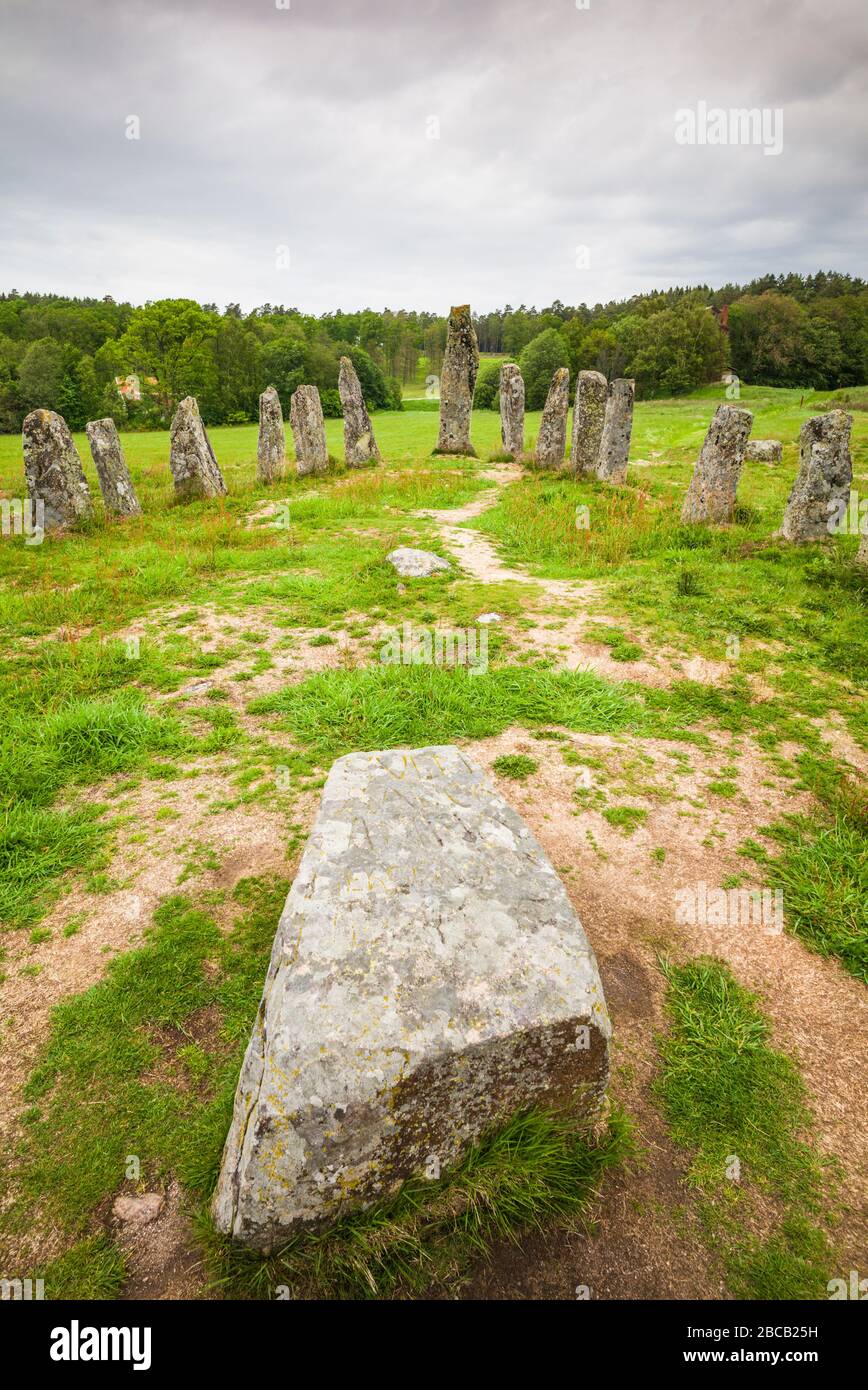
1;0;866;314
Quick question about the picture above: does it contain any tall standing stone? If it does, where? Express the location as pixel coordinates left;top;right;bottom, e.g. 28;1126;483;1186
22;409;94;529
778;411;852;543
434;305;479;456
571;370;608;478
212;745;610;1248
256;385;286;485
85;418;141;516
536;368;570;468
499;362;524;458
290;384;329;477
338;356;380;466
169;396;227;501
680;404;753;524
596;379;635;485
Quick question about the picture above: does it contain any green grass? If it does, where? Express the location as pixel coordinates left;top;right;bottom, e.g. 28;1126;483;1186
202;1106;633;1300
491;753;539;780
656;956;835;1299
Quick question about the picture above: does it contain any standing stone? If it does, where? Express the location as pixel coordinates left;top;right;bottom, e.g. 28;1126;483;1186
256;385;286;485
85;418;141;516
22;409;93;529
212;745;610;1248
596;379;635;485
536;368;570;468
499;362;525;458
571;370;608;479
169;397;226;501
290;384;329;477
338;357;380;466
434;305;479;456
680;404;753;524
778;411;852;543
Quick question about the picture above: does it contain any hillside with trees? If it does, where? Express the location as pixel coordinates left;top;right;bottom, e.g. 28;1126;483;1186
0;271;865;432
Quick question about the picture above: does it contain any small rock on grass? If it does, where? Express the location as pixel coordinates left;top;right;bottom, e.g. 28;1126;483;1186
387;547;452;577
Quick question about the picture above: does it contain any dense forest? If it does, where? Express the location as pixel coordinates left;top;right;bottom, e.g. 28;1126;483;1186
0;271;865;432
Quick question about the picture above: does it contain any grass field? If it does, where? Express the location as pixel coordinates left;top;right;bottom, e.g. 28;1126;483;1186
0;380;864;1301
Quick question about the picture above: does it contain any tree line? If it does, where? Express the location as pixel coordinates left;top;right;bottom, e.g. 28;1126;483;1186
0;270;864;432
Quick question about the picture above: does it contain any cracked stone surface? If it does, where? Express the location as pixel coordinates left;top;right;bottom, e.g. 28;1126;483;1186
257;385;286;484
213;745;611;1248
596;379;635;485
680;403;753;524
169;397;227;501
536;367;570;468
779;410;852;542
434;305;479;456
22;409;94;529
339;356;380;466
85;417;141;516
572;370;608;479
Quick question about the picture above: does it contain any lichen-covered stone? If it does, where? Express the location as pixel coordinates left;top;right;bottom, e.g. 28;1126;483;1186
434;305;479;456
744;438;782;464
536;367;570;468
339;356;380;466
85;418;141;516
290;384;329;477
169;397;227;501
22;409;94;530
571;370;608;478
779;411;852;542
499;363;524;458
680;404;753;524
212;745;611;1248
257;385;286;484
596;379;635;484
386;547;451;577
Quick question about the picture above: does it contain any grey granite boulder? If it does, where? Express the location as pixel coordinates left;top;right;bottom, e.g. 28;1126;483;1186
779;411;852;543
744;438;782;464
85;418;141;516
339;356;380;466
536;367;570;468
386;547;451;578
169;397;227;501
212;745;611;1247
571;370;608;479
681;404;753;524
22;409;94;529
434;305;479;456
499;363;525;458
596;379;635;484
257;385;286;485
290;384;329;477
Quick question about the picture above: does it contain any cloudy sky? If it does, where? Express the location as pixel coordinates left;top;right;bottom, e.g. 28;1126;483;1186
1;0;866;314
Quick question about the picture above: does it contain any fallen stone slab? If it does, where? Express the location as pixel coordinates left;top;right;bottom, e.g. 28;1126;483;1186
85;417;141;516
386;547;451;577
339;356;380;466
571;370;608;479
744;438;782;464
681;403;753;524
212;745;611;1247
779;411;852;542
22;409;94;529
536;367;570;468
169;397;227;501
434;305;479;456
257;385;286;484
